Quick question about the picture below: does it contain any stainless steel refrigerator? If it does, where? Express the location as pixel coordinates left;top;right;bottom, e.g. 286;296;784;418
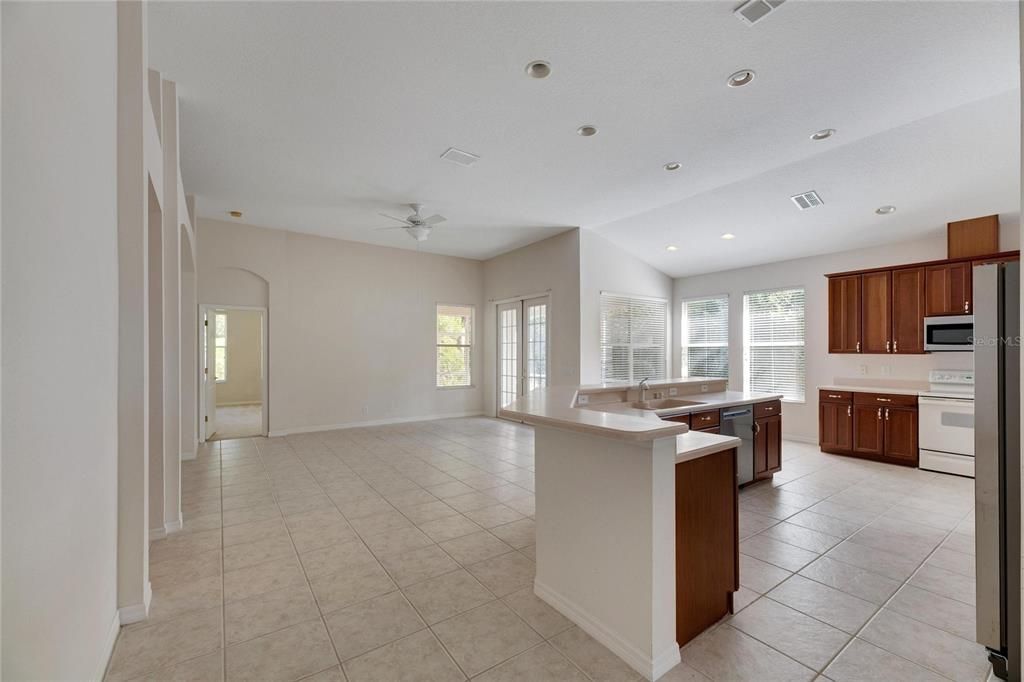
975;261;1022;681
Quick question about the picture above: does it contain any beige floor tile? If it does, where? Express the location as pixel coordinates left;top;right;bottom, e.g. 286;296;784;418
550;626;643;682
807;500;881;527
226;619;338;682
150;529;223;564
342;629;465;682
942;531;976;555
299;539;379;579
349;510;414;537
739;553;793;594
432;600;541;677
909;563;976;606
277;492;335;517
887;584;977;641
332;495;395;520
739;510;780;539
824;540;922;582
124;651;224;682
222;502;281;528
440;531;514;566
798;556;901;605
463;504;526;529
501;587;574;638
222;517;289;548
926;546;976;578
761;522;843;554
824;638;946;682
106;606;222;682
298;666;345;682
401;500;460;524
290;522;360;554
426;481;477;499
224;533;295;572
445;491;502;512
860;608;990;681
657;661;711;682
149;548;222;588
489;519;535;549
504;495;535;517
384;488;440;509
362;526;434;557
768;575;877;634
466;551;534;597
147;574;223;624
740;534;820;572
785;510;862;539
729;597;850;671
417;514;484;542
379;544;459;587
310;561;397;614
473;642;588;682
324;590;425;660
224;554;307;603
225;584;320;645
402;568;494;624
679;623;816;682
739;496;803;521
222;491;277;512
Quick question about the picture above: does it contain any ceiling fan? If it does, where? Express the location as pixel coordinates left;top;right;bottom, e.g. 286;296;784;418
376;203;447;242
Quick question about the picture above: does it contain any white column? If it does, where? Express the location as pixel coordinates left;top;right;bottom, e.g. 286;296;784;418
161;78;182;532
116;0;152;623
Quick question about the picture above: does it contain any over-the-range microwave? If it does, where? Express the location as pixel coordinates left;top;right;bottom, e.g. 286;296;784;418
923;314;974;352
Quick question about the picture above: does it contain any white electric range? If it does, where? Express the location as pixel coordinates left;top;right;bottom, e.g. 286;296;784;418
918;369;975;477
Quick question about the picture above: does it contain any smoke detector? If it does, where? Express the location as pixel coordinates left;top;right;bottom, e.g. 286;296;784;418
791;191;824;211
734;0;786;26
440;147;480;167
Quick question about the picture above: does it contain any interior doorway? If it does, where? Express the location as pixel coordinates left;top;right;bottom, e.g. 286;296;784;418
200;304;268;440
496;295;550;411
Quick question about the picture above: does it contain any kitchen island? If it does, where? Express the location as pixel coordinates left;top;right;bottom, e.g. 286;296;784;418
499;378;782;681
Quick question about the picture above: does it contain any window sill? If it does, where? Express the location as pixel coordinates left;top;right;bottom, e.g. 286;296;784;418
436;384;475;391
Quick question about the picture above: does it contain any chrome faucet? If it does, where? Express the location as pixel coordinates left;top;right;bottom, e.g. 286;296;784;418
639;377;651;402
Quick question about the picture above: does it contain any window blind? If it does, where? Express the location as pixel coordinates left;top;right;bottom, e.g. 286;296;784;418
681;296;729;379
600;293;667;383
436;304;473;387
743;288;805;401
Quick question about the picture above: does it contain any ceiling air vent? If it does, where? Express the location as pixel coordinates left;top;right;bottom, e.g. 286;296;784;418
440;147;480;167
791;190;823;211
734;0;786;26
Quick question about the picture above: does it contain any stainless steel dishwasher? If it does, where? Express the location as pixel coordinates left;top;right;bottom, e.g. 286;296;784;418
720;405;755;486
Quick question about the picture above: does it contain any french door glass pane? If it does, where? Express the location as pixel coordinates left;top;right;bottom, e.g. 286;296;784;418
526;302;548;392
499;307;519;408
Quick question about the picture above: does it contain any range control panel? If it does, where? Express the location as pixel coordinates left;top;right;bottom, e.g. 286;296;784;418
928;369;974;386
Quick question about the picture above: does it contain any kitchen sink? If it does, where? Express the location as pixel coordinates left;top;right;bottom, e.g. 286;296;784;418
631;398;704;410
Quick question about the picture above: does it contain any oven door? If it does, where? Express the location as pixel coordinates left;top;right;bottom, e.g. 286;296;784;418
918;396;975;455
923;315;974;352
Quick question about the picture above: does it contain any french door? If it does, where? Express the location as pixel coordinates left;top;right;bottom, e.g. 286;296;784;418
497;296;549;410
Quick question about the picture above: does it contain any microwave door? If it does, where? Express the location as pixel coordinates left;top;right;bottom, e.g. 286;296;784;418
925;315;975;351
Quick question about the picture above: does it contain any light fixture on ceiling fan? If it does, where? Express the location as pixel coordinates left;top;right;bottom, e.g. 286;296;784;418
375;203;447;241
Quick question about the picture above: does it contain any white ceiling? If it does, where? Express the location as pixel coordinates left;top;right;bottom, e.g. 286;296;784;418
149;1;1020;272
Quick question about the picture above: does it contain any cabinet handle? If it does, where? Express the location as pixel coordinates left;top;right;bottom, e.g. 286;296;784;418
893;339;898;353
885;408;890;421
752;422;761;435
828;393;842;399
877;407;882;419
965;300;970;313
856;341;861;353
886;340;891;353
847;405;851;417
876;397;892;403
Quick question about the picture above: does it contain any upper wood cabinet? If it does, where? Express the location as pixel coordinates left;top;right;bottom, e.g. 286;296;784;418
860;271;892;354
925;262;972;316
828;275;861;353
891;267;925;354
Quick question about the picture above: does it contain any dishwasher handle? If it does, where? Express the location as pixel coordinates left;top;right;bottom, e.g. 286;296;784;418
721;408;752;419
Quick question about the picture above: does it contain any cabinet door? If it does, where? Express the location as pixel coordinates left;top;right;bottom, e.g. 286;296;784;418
828;275;861;353
926;263;973;316
765;414;782;473
753;418;769;478
853;404;884;456
891;267;925;354
883;407;918;464
819;402;852;453
861;271;892;354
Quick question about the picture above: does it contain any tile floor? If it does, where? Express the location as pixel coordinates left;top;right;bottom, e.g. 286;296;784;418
104;418;989;682
210;404;263;440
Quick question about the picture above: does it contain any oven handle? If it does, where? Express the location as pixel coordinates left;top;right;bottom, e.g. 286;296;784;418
918;396;975;407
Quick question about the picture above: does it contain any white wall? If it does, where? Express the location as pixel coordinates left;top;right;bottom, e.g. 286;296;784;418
482;230;581;415
198;219;484;433
674;219;1020;442
216;308;262;405
579;230;674;384
1;3;120;678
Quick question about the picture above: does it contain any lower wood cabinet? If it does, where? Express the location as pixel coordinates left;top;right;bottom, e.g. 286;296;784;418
754;413;781;480
819;389;918;466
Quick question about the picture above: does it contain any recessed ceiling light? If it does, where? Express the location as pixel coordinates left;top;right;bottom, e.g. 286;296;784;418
721;233;736;240
727;69;756;87
666;245;679;251
229;210;243;218
811;128;836;141
525;60;551;79
664;162;682;171
876;205;896;215
576;125;598;137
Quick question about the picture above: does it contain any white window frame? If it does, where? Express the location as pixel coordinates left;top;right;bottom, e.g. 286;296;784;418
742;286;806;403
436;303;474;389
599;291;669;383
680;294;730;380
214;311;228;384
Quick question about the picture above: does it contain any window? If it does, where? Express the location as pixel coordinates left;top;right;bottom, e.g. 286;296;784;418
214;312;227;382
681;296;729;379
436;304;473;387
744;287;805;401
600;293;667;382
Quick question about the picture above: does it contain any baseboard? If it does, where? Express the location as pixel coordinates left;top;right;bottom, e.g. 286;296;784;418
149;526;166;541
534;579;680;681
784;434;818;445
95;609;122;681
180;449;197;461
267;410;485;437
165;513;183;534
118;581;152;625
215;401;262;407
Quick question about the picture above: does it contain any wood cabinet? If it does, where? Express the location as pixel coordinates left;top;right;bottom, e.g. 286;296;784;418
828;275;861;353
861;271;892;354
891;267;925;354
818;389;918;466
753;411;782;481
675;447;737;646
925;262;972;316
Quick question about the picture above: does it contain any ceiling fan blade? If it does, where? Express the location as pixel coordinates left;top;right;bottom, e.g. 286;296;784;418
378;213;413;226
422;214;446;225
